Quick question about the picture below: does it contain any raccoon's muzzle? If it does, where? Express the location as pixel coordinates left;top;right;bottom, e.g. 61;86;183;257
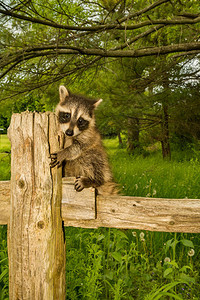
65;128;74;136
65;120;76;136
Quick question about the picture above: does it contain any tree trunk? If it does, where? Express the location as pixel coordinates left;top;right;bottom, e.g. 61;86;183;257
161;103;171;159
127;117;140;153
117;132;123;147
161;73;171;160
7;112;66;300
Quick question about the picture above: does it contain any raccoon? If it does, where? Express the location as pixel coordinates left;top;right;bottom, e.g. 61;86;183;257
50;85;118;195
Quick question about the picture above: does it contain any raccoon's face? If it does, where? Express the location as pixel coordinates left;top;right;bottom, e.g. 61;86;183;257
56;86;102;137
58;105;92;137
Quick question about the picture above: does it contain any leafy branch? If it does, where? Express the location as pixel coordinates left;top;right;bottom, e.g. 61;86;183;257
1;42;200;80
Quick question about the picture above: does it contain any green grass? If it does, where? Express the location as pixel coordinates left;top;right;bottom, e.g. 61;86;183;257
0;135;10;299
65;226;200;299
0;135;11;181
1;135;200;299
65;138;200;299
0;135;10;153
104;138;200;199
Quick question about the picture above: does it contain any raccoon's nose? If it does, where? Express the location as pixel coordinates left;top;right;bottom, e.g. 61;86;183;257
65;129;74;136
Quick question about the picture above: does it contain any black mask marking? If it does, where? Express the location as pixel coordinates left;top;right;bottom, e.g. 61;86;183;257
59;111;71;123
77;117;89;131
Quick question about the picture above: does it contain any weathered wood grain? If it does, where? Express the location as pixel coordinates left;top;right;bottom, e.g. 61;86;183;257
7;112;65;300
0;177;96;222
1;179;200;232
62;177;95;220
0;181;10;225
63;195;200;233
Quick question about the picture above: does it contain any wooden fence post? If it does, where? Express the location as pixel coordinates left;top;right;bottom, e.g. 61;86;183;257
7;112;65;300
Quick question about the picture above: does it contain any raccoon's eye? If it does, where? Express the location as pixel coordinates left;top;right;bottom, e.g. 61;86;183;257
77;117;89;130
64;112;71;120
77;117;84;125
59;112;71;123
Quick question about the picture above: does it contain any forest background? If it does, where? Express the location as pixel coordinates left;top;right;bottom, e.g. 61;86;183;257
0;0;200;159
1;0;200;299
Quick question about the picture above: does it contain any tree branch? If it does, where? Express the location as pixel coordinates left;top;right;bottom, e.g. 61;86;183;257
0;55;103;101
1;1;200;32
1;42;200;80
4;42;200;59
117;0;170;24
111;25;165;51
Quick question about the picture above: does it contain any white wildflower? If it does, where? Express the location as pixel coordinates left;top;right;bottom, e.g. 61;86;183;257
132;231;137;237
140;232;145;239
153;189;157;196
188;249;195;257
164;257;171;263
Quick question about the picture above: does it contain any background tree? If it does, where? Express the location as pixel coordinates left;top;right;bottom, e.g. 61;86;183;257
0;0;200;98
0;0;200;158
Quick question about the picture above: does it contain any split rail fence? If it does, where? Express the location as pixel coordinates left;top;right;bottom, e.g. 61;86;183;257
0;112;200;299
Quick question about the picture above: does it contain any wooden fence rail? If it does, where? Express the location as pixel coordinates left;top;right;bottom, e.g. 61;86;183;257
0;111;200;299
1;179;200;233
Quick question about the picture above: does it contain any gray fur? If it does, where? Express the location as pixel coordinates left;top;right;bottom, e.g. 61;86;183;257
50;85;118;195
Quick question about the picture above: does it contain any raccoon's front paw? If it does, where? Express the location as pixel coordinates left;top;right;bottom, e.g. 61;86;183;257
49;152;58;168
74;177;85;192
49;152;62;168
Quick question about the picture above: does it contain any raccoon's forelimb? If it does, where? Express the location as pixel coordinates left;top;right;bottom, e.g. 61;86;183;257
50;142;82;168
49;153;60;168
74;176;97;192
74;177;85;192
49;150;66;168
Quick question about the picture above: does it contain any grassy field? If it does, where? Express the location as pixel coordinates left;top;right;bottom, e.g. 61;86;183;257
104;139;200;199
0;135;10;153
0;135;200;299
0;135;11;181
0;135;10;299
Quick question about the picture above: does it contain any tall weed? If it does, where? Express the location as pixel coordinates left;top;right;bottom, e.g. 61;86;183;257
0;226;8;300
0;135;200;298
0;135;11;181
65;227;199;299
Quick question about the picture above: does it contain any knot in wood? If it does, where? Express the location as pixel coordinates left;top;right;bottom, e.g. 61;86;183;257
18;179;25;189
169;220;175;225
37;221;45;229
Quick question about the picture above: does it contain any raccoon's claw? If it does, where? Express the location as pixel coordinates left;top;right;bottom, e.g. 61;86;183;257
74;177;84;192
49;152;60;168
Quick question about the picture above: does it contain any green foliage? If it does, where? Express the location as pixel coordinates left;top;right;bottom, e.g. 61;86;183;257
0;137;9;298
144;282;189;300
104;138;200;199
12;93;45;113
0;153;10;181
1;0;200;296
65;227;199;299
0;136;10;154
0;135;11;181
0;226;8;300
64;139;200;299
1;0;200;160
0;117;8;133
1;135;200;299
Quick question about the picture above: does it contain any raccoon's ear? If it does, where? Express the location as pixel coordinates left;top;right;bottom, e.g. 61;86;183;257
59;85;69;104
94;99;103;109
